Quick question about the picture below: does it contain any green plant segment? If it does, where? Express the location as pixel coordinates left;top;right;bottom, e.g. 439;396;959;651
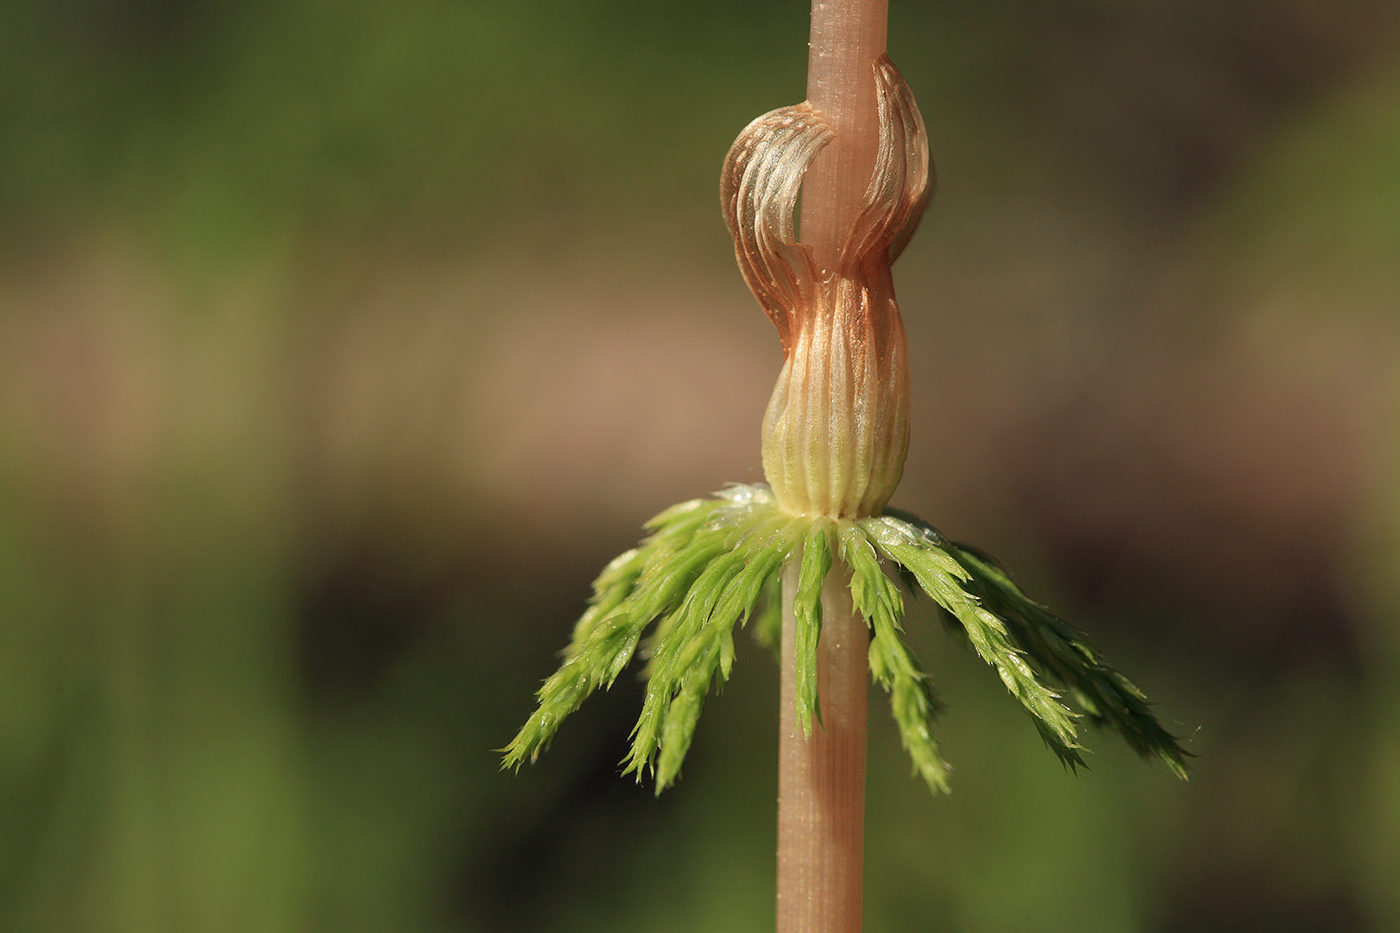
503;484;1188;792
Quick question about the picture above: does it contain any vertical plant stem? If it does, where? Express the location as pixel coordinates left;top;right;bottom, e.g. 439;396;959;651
802;0;889;273
777;550;869;933
774;2;887;931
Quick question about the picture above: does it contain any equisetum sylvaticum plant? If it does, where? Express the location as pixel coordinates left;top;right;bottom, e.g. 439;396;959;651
504;0;1189;929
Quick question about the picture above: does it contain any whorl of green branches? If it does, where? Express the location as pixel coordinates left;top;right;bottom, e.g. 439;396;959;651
502;484;1189;793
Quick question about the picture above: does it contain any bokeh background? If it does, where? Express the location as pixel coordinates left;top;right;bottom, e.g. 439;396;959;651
2;0;1399;930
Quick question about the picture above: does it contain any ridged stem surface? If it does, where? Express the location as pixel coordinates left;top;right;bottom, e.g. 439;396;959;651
801;0;888;274
774;2;887;930
777;553;868;933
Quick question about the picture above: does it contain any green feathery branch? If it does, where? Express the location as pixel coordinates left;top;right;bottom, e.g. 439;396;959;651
503;485;1189;792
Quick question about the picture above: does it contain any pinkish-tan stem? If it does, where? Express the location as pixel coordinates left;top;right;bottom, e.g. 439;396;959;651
777;553;868;933
802;0;889;274
775;3;888;931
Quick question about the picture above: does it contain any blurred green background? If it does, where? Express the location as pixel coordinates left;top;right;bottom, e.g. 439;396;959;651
2;0;1399;930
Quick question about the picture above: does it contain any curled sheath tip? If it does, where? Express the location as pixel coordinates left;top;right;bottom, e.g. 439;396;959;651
721;55;932;519
720;103;833;354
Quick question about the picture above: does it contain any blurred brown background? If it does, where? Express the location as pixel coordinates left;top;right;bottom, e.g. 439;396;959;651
2;0;1399;930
